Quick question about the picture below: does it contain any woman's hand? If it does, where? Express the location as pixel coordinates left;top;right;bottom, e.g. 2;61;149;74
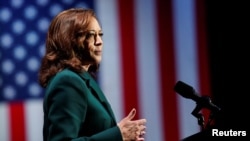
117;108;147;141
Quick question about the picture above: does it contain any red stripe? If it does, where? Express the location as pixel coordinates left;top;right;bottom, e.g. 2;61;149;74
117;0;140;118
9;102;26;141
195;0;212;129
156;0;179;140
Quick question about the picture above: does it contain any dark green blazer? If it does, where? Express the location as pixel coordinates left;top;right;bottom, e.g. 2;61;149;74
43;69;122;141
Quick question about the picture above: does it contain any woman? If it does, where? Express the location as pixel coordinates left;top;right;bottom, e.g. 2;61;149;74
38;8;146;141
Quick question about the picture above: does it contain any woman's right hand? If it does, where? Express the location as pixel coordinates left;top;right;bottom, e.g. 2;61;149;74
117;108;147;141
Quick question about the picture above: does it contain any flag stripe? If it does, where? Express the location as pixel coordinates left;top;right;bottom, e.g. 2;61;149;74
173;0;200;138
0;103;10;141
195;0;212;127
117;0;141;118
9;102;26;141
25;100;43;141
134;0;164;140
156;0;179;140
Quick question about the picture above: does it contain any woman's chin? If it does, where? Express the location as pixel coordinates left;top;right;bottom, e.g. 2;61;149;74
94;56;102;63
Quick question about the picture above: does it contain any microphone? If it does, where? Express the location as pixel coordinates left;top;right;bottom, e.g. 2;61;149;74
174;81;221;112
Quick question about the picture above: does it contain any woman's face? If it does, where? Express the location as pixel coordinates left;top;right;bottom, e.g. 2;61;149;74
80;17;103;65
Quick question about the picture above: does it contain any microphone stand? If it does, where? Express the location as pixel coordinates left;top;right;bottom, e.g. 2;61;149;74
191;96;219;131
191;104;205;130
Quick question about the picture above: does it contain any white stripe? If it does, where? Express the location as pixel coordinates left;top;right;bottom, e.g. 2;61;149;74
172;0;200;139
0;103;10;141
134;0;164;141
95;0;124;121
25;99;43;141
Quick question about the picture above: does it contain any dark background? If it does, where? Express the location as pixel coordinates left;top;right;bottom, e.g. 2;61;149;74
183;1;249;140
206;0;249;131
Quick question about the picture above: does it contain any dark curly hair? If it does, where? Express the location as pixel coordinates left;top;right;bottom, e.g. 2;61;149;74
38;8;99;87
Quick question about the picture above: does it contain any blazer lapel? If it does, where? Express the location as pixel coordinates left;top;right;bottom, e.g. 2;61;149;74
78;71;116;121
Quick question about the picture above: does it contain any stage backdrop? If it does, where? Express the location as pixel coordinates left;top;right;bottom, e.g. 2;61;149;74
0;0;212;141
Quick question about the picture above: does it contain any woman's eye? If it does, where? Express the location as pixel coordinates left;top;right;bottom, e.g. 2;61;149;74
85;31;103;40
99;33;103;37
86;33;95;39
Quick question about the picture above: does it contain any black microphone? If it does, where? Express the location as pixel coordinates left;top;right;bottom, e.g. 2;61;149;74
174;81;221;112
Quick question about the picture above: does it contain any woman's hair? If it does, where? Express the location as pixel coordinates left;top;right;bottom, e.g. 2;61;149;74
38;8;99;87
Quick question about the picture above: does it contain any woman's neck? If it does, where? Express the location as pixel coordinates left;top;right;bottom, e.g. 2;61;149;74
82;64;90;71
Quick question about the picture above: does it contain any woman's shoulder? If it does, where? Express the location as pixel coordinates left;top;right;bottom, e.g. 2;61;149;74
57;68;78;76
54;69;77;78
50;69;83;84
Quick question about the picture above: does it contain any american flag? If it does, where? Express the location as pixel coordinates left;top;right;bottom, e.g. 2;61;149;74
0;0;212;141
